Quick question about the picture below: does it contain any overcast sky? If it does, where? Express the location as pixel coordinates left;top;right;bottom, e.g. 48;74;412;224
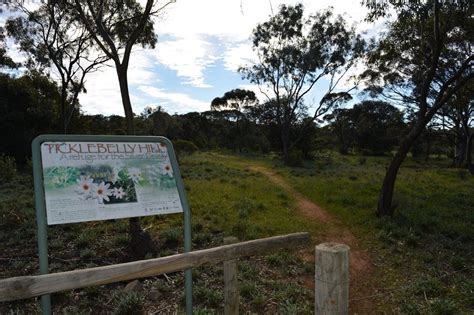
1;0;382;116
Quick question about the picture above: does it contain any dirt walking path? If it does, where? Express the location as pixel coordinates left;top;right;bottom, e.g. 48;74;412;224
249;166;375;313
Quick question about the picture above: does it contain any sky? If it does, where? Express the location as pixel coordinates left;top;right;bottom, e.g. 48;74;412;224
1;0;382;117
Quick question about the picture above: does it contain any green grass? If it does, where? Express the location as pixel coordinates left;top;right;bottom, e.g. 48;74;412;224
266;151;474;313
1;150;472;313
0;152;316;314
179;152;322;241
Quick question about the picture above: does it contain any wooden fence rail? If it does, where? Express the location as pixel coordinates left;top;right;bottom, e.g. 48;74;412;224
0;232;309;302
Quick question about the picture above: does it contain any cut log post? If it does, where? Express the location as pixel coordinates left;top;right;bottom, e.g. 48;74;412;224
315;243;350;315
223;236;239;315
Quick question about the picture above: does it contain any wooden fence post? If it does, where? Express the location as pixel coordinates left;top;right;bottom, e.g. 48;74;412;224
223;236;239;315
315;243;350;315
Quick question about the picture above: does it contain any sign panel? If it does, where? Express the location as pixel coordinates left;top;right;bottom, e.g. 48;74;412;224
40;141;183;225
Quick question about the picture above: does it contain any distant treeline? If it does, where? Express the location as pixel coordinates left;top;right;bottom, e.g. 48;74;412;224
0;71;458;165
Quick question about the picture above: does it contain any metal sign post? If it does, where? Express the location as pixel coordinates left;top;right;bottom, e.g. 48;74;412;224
32;135;193;314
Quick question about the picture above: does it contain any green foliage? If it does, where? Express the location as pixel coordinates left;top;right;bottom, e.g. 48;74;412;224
287;149;305;167
174;139;199;157
240;3;366;162
193;286;222;308
71;0;162;133
211;89;257;111
76;229;99;249
0;72;61;161
2;151;473;313
6;2;110;132
0;28;17;69
240;281;258;299
79;248;96;260
361;1;473;215
0;155;17;183
326;101;406;155
160;227;183;249
192;307;215;315
113;292;144;315
275;152;473;313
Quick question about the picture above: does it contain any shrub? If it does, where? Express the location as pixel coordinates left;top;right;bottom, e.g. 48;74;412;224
173;139;199;157
0;155;17;183
287;150;304;167
113;292;144;315
160;227;183;248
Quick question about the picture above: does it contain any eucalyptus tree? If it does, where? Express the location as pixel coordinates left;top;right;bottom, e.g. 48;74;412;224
439;84;473;168
326;101;406;155
71;0;174;134
211;88;258;111
6;1;109;132
239;4;365;163
211;89;259;152
70;0;174;259
0;27;17;69
361;0;473;216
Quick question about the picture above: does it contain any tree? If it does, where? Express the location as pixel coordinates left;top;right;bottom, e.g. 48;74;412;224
353;102;405;155
71;0;173;134
6;1;109;132
362;0;473;216
0;71;61;161
240;4;365;163
0;27;17;69
325;107;354;154
69;0;174;259
439;83;473;168
211;88;258;111
211;89;260;152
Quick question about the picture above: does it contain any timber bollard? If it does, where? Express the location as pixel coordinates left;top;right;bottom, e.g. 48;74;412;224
223;236;239;315
315;243;350;315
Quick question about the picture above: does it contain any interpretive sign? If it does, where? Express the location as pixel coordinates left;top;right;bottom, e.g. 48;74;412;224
32;135;192;315
40;140;183;225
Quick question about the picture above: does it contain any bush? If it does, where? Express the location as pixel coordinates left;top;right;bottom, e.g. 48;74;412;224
173;139;198;157
0;155;17;183
287;150;304;167
113;292;144;315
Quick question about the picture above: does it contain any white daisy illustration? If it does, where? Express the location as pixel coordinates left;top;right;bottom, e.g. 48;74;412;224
113;187;126;199
76;176;95;197
95;182;112;204
160;164;173;176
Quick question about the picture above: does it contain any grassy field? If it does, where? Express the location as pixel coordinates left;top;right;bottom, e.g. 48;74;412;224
0;151;473;314
266;151;474;314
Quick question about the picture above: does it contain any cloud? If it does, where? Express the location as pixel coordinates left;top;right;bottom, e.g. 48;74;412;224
78;66;122;116
223;42;255;72
78;49;160;116
138;86;210;113
2;0;380;117
128;49;161;85
153;36;217;88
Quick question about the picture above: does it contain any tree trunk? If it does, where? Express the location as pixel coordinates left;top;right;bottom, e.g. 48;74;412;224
425;136;431;162
281;122;290;164
377;122;425;216
60;83;67;134
116;63;156;260
116;65;135;135
466;133;473;173
453;133;467;167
